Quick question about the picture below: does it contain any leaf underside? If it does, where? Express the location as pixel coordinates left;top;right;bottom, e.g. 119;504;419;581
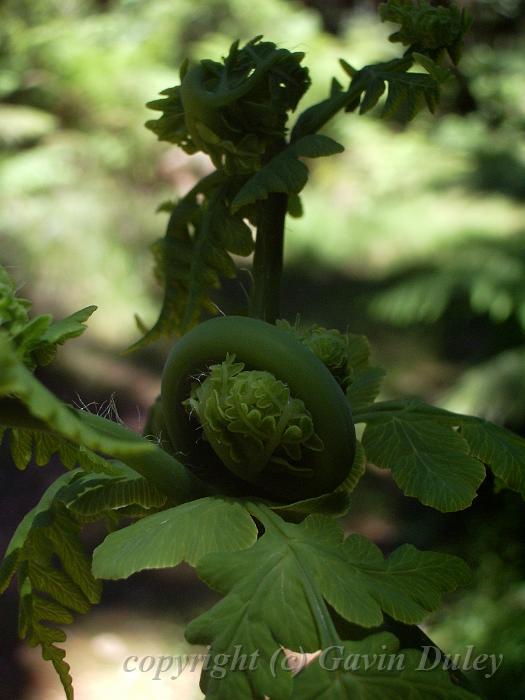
92;496;258;580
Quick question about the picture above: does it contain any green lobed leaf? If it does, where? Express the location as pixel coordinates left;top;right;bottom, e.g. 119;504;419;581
231;135;344;212
362;410;485;512
291;635;480;699
186;509;469;699
357;399;525;508
460;420;525;499
92;497;258;580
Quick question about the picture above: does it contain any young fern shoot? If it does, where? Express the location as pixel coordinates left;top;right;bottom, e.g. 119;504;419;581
1;3;523;700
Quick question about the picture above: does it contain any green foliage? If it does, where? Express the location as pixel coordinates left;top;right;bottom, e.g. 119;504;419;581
353;56;448;120
185;504;471;699
379;0;471;62
461;421;525;499
442;347;525;426
0;274;199;500
370;232;525;423
92;496;258;579
277;319;386;407
0;472;101;700
371;234;525;329
0;265;96;368
361;404;486;511
1;4;523;699
137;0;470;340
292;638;479;700
231;134;344;210
186;354;323;481
0;459;171;699
147;36;310;173
130;175;255;344
3;427;119;476
66;469;167;518
358;400;525;510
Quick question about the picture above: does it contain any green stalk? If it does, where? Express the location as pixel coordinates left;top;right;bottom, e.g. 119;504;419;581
0;397;208;503
250;192;288;323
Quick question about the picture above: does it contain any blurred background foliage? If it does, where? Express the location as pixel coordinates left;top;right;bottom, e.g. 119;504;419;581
1;1;525;698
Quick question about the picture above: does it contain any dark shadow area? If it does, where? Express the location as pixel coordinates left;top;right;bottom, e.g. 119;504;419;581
466;149;525;202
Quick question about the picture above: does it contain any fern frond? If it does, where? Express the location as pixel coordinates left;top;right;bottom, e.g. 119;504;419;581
65;469;167;518
380;0;471;63
1;263;96;369
2;426;121;475
351;57;448;120
0;462;168;698
130;179;254;349
0;472;101;700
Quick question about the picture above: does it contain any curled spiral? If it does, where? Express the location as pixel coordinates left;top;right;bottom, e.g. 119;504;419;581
146;36;310;174
160;316;356;501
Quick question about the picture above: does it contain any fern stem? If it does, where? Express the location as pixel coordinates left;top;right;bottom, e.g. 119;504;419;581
0;397;207;503
291;81;364;142
250;192;288;323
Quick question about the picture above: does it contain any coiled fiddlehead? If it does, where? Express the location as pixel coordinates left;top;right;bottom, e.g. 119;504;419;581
160;316;356;501
146;36;310;174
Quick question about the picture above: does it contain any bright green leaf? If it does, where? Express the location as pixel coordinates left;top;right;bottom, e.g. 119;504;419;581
92;497;258;579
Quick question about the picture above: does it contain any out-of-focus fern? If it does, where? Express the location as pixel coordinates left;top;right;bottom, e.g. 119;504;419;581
372;234;525;328
371;233;525;423
441;348;525;425
0;466;167;700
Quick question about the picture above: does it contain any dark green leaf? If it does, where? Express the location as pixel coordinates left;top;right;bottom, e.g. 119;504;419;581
231;135;344;212
363;412;485;512
292;635;479;699
461;420;525;499
1;472;102;700
186;509;469;699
